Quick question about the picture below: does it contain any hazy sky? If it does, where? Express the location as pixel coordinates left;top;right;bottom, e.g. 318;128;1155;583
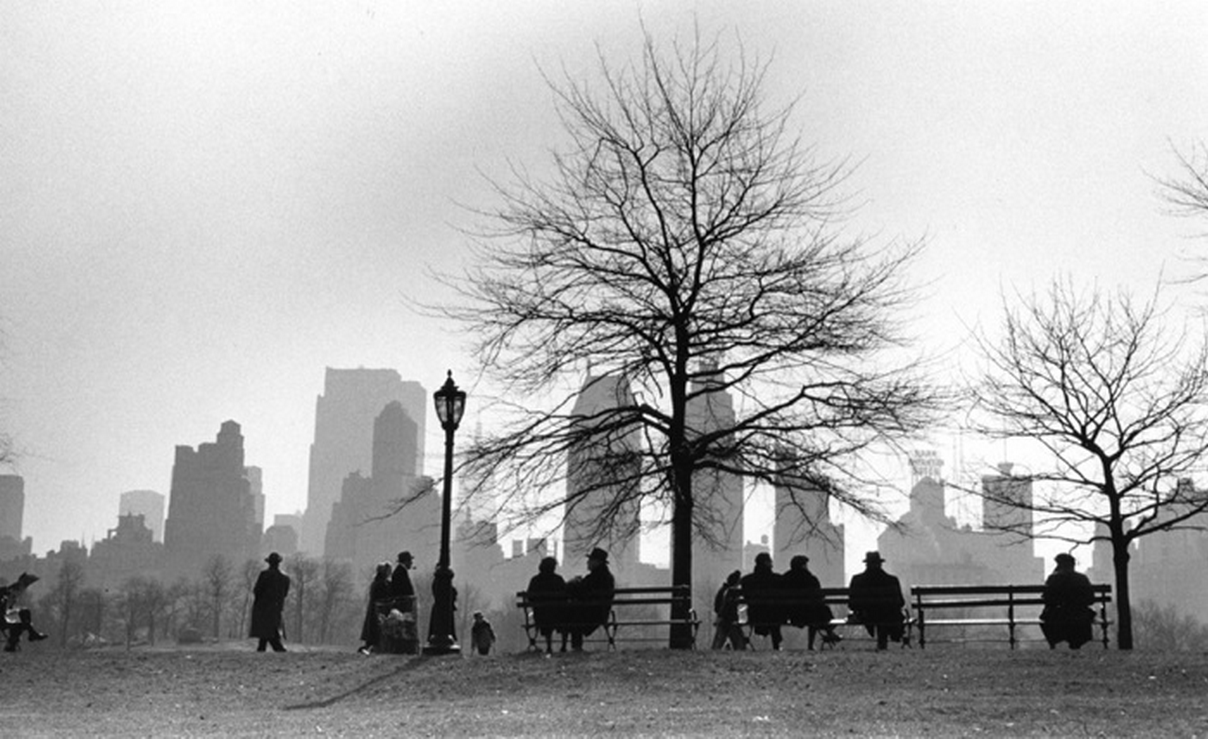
2;2;1206;568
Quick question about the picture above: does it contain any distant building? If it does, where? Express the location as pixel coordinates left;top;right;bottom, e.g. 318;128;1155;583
773;467;846;588
247;466;265;529
163;421;262;577
0;474;24;542
687;362;744;594
119;490;165;542
89;513;165;591
0;474;32;561
563;372;643;577
324;401;439;575
303;368;427;555
261;522;299;559
877;455;1044;590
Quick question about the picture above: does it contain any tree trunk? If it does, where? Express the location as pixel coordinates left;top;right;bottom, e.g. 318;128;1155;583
1112;538;1133;650
669;461;695;649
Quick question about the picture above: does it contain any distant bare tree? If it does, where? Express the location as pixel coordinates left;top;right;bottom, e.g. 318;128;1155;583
315;558;355;644
118;577;148;648
237;558;260;638
431;29;937;648
47;559;85;648
287;554;319;644
139;578;170;645
201;555;233;639
965;278;1208;650
1131;599;1208;651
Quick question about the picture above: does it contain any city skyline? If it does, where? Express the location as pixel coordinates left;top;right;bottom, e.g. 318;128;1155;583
2;3;1207;558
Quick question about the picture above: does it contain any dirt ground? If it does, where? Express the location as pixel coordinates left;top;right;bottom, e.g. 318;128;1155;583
1;641;1206;738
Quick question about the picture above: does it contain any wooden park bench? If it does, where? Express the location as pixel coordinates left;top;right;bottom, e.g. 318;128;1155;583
911;583;1112;649
735;587;914;649
516;585;700;651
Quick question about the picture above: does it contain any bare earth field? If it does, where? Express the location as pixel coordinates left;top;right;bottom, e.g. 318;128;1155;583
1;642;1206;738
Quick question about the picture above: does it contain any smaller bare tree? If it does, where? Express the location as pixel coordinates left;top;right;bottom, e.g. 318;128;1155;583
287;554;319;645
965;278;1208;650
202;555;233;639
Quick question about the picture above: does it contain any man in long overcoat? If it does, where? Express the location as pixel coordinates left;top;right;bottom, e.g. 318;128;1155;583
848;551;906;650
1040;553;1096;649
741;552;785;650
564;547;615;651
250;552;291;652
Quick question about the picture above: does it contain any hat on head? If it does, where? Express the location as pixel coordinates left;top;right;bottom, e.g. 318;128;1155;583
1055;553;1076;565
397;551;413;564
755;552;772;566
265;552;282;564
790;554;809;569
863;551;886;564
16;572;39;588
588;547;609;563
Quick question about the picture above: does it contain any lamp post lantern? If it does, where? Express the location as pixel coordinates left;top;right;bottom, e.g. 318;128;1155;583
424;370;466;655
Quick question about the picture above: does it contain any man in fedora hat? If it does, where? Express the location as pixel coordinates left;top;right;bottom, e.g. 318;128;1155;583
848;551;906;650
1041;553;1096;650
563;547;615;651
390;551;415;600
249;552;291;652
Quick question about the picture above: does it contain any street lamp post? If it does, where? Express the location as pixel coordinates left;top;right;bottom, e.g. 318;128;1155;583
424;370;466;655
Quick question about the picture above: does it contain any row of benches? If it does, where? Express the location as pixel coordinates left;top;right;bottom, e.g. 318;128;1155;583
516;582;1113;651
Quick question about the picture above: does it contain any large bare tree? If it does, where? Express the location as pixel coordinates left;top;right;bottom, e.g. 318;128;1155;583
965;278;1208;649
435;32;936;647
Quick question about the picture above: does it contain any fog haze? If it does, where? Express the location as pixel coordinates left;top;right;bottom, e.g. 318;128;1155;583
2;2;1206;566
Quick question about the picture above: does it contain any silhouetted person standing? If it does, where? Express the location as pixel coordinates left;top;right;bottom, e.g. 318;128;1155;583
783;555;840;650
526;556;567;654
470;611;496;655
1041;553;1096;650
848;551;906;650
711;570;746;650
359;562;393;655
564;547;615;651
250;552;290;652
2;573;47;652
741;552;785;650
390;551;415;601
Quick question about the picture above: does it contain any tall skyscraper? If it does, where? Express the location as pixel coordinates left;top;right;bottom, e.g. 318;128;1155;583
0;474;24;542
119;489;165;542
773;471;846;587
163;421;261;575
303;368;427;555
324;401;438;573
563;372;643;576
686;362;744;591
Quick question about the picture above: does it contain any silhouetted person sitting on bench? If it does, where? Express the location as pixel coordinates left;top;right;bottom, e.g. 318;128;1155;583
742;552;785;650
783;555;841;650
1041;553;1096;650
848;551;906;650
2;573;48;652
526;556;567;654
563;547;615;651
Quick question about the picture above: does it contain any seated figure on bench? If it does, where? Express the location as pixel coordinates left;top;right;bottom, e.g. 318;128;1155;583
711;570;747;650
742;552;785;650
1040;553;1095;650
526;556;567;654
783;555;841;650
563;547;615;651
2;573;48;653
848;551;907;650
